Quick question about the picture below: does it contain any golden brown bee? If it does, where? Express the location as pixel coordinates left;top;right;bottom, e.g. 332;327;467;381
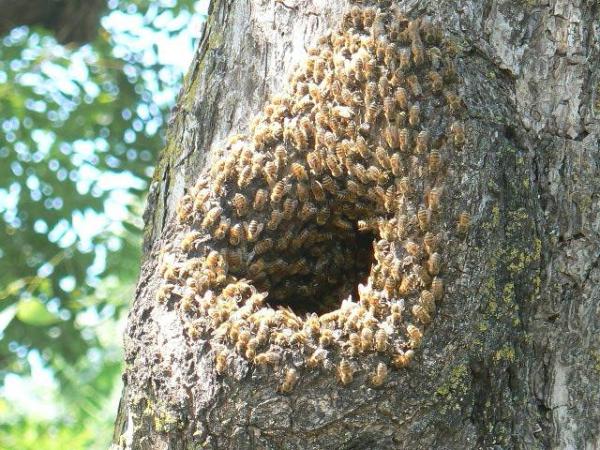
306;151;323;175
427;252;441;275
237;165;254;189
263;161;278;187
229;223;243;246
445;91;463;113
319;328;334;347
177;194;194;222
389;153;403;177
374;328;388;352
298;202;317;222
423;232;438;255
431;276;444;301
276;229;294;252
215;348;229;375
337;359;354;386
244;220;264;242
392;349;415;368
408;104;421;127
412;304;432;325
253;189;268;211
457;211;470;234
404;240;421;257
399;48;411;71
232;193;248;217
181;231;201;253
306;348;327;369
407;324;423;348
420;290;436;315
309;179;326;203
428;150;441;174
275;145;287;167
417;208;432;232
399;273;419;295
415;130;429;154
321;175;338;195
427;186;442;211
254;238;274;256
290;162;308;181
225;248;244;271
407;75;422;97
369;362;388;388
427;70;443;93
360;327;374;352
282;197;298;220
398;129;410;152
271;180;287;204
394;87;409;111
213;218;230;241
255;350;282;367
332;216;353;231
156;284;174;303
202;206;223;229
296;181;311;203
450;121;465;147
267;209;284;231
205;250;222;269
314;207;330;225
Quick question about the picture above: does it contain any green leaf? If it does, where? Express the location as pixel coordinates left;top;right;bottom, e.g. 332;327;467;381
16;298;60;326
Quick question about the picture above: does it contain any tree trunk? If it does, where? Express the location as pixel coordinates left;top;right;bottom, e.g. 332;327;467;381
112;0;600;449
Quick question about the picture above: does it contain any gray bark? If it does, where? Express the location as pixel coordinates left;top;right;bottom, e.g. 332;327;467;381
113;0;600;449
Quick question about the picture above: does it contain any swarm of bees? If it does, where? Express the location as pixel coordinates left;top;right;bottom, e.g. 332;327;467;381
156;5;470;392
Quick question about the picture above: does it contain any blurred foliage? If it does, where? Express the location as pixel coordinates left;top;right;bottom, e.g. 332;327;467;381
0;0;207;448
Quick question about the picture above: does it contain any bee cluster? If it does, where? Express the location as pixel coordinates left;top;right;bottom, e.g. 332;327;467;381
157;5;470;391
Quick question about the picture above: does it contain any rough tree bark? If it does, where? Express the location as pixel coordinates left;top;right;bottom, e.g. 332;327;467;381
112;0;600;448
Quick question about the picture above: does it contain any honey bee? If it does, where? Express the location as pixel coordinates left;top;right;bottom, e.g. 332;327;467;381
271;180;287;204
156;284;174;303
254;238;274;256
332;216;353;231
374;328;388;352
177;194;193;222
296;182;311;203
450;121;465;147
232;193;248;217
427;252;441;275
412;304;432;325
202;206;223;229
205;250;222;269
399;273;419;295
406;324;423;348
427;70;443;93
267;209;284;231
237;165;255;189
457;211;470;234
319;328;334;347
291;162;308;181
390;153;403;177
298;202;317;221
321;175;338;195
255;350;282;367
392;349;415;368
423;232;438;255
306;348;328;369
408;104;421;127
275;145;287;167
407;75;422;97
431;277;444;301
428;150;441;174
215;348;229;375
276;229;294;252
399;48;411;70
369;362;388;387
229;223;243;246
415;130;429;154
360;327;374;352
316;206;331;225
181;231;201;252
263;161;279;187
426;186;442;211
306;151;323;175
398;129;410;152
337;359;354;386
213;218;230;241
404;240;421;256
282;197;298;220
244;220;264;242
417;208;432;231
445;91;463;113
253;188;268;211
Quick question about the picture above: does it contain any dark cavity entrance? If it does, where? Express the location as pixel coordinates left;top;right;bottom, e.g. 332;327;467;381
258;227;376;316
